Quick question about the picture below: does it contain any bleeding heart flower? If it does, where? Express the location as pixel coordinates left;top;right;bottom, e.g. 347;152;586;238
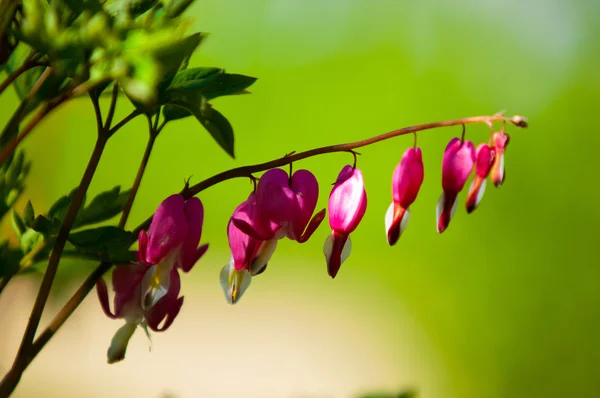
137;194;208;310
234;168;325;243
219;193;279;304
466;143;495;213
491;131;510;187
96;263;183;363
323;165;367;278
385;147;424;245
436;138;475;233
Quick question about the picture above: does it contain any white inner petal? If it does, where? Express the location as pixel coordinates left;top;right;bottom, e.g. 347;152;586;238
340;235;352;266
251;238;278;276
475;178;487;207
436;192;445;233
384;202;394;237
141;264;170;311
323;231;334;264
450;194;458;221
107;321;138;364
399;208;410;235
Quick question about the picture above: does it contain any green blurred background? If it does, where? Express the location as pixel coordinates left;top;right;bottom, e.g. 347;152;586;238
1;0;599;397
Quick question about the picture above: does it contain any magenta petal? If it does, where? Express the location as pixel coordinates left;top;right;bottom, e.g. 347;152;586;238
136;230;148;264
392;147;424;208
146;269;182;332
177;197;204;271
96;279;117;319
231;217;273;241
228;195;261;268
328;165;367;233
146;194;188;264
180;243;209;273
474;143;494;178
112;264;147;317
297;208;326;243
441;138;476;195
256;168;295;224
289;169;319;240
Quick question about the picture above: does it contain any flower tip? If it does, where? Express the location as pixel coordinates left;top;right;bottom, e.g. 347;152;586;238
436;192;457;234
323;231;352;278
385;203;410;246
107;322;138;364
465;178;487;214
219;262;251;304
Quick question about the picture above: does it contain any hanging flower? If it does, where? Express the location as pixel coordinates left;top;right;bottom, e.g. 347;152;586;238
323;165;367;278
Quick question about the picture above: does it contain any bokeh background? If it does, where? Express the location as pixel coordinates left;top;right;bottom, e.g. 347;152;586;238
1;0;599;397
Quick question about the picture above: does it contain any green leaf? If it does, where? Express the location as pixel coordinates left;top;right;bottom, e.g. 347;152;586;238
63;0;103;15
10;210;26;240
154;32;205;90
103;0;158;17
48;187;79;223
68;226;134;260
77;186;130;227
168;67;223;90
200;73;257;100
23;200;34;226
31;214;61;235
162;89;234;157
163;0;194;18
161;71;256;122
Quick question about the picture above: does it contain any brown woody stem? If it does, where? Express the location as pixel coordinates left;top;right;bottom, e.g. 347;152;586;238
0;135;108;397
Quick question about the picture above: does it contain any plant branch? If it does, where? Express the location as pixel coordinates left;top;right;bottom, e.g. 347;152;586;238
0;135;108;397
14;111;527;384
90;94;103;132
119;130;158;228
107;109;143;137
0;53;40;96
0;67;52;147
103;83;119;130
0;273;15;296
0;79;107;166
134;112;527;235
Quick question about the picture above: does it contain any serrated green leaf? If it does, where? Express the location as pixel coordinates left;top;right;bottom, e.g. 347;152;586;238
23;200;34;226
76;186;130;227
68;226;134;257
10;210;26;240
162;89;234;157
